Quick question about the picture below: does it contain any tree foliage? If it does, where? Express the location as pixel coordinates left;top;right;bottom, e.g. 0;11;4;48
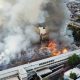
68;24;80;44
70;72;77;80
68;54;80;66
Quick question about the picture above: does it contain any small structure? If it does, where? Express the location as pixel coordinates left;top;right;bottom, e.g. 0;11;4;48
64;64;80;80
37;68;52;76
38;24;49;41
18;67;28;80
27;71;41;80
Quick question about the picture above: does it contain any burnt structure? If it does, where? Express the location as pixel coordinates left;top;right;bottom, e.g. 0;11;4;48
38;24;49;42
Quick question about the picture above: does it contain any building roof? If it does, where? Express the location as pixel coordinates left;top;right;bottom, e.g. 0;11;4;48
64;68;80;78
37;68;52;76
6;77;19;80
76;77;80;80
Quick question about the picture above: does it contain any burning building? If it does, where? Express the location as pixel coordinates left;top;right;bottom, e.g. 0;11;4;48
0;0;80;79
0;0;78;72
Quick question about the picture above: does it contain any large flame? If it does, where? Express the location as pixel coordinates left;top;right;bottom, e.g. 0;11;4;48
47;41;68;56
62;48;68;53
48;41;57;52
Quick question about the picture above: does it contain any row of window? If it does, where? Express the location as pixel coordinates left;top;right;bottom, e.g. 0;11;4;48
39;60;54;65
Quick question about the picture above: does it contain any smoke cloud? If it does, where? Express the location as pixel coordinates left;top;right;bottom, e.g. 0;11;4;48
0;0;75;66
0;0;48;64
43;0;74;48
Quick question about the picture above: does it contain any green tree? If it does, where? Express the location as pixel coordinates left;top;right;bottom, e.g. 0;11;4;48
68;54;80;66
70;72;77;80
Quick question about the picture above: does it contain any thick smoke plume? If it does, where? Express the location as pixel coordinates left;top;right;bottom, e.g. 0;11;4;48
0;0;48;64
43;0;74;47
0;0;75;66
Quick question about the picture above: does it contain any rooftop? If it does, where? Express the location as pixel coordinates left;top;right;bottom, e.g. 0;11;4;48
6;77;19;80
64;68;80;77
77;64;80;69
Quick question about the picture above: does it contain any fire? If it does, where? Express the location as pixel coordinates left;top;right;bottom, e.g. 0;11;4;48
48;41;57;51
52;51;61;56
62;48;68;53
47;41;68;56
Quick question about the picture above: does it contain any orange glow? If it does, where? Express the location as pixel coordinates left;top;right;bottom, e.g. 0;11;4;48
52;51;61;56
48;41;57;51
47;41;68;56
62;48;68;53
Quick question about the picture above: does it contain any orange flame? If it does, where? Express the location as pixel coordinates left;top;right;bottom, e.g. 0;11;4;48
47;41;68;56
48;41;57;51
62;48;68;53
52;51;61;56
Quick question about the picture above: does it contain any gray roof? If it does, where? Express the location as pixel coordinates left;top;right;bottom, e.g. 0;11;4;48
77;64;80;69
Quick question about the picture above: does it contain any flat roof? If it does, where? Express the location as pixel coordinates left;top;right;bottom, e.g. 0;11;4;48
64;68;80;78
37;68;52;76
6;77;19;80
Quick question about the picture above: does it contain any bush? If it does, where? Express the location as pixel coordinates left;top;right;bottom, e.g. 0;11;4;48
68;54;80;66
70;72;77;80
